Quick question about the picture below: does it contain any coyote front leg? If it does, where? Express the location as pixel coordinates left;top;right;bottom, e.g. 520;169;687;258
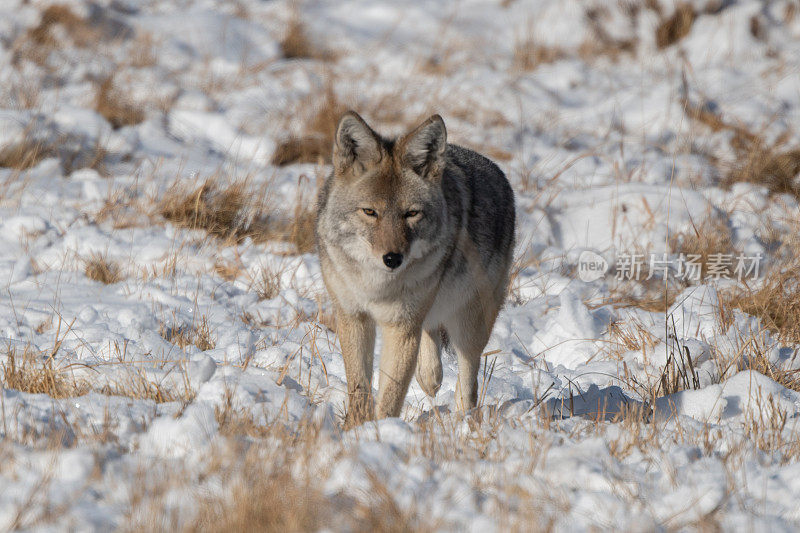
337;309;376;427
376;322;421;418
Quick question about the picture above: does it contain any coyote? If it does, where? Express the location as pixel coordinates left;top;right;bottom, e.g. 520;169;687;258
316;112;515;425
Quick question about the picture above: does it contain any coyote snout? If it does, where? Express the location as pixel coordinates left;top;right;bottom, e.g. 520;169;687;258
316;111;515;427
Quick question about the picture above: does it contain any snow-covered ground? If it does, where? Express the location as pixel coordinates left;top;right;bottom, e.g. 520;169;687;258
2;0;800;529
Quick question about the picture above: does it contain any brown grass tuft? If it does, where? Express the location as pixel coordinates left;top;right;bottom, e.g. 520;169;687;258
655;3;695;48
728;144;800;198
2;347;88;398
669;216;734;278
272;85;346;166
160;317;216;352
159;179;252;241
189;456;328;532
0;139;53;170
95;76;145;129
604;284;678;313
682;92;800;199
159;178;316;253
29;5;100;47
280;16;335;61
15;4;104;65
84;253;123;284
722;266;800;346
270;136;330;167
512;38;564;70
269;207;316;254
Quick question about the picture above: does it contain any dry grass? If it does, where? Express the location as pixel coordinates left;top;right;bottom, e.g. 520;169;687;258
2;347;88;398
669;216;734;278
269;206;316;254
95;76;145;129
0;139;53;170
0;132;108;175
280;16;335;61
187;452;328;532
84;253;123;284
727;143;800;198
158;177;316;253
721;265;800;346
512;38;564;71
603;280;680;313
580;6;638;61
2;344;190;406
15;4;103;65
251;265;281;300
270;136;331;166
160;179;253;241
272;85;346;166
682;90;800;199
160;317;216;352
655;3;695;48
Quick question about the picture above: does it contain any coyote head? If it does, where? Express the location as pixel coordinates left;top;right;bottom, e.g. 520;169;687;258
321;111;450;273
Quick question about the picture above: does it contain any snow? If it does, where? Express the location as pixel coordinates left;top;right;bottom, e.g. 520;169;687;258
1;0;800;529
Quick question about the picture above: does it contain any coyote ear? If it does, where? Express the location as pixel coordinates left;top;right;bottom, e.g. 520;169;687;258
400;114;446;179
333;111;381;175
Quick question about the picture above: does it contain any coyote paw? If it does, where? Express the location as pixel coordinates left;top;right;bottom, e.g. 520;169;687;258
415;359;443;398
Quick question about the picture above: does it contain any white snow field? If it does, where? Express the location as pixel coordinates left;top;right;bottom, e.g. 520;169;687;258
2;0;800;530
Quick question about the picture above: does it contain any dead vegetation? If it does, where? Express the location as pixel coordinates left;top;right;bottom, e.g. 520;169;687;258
0;139;53;170
160;318;216;352
271;85;347;166
2;344;186;405
95;76;145;129
159;179;253;241
603;281;680;313
720;263;800;347
655;3;695;48
512;38;564;71
15;4;103;65
280;15;335;61
669;216;734;278
0;134;108;175
682;90;800;199
84;253;123;284
158;178;316;253
2;347;88;398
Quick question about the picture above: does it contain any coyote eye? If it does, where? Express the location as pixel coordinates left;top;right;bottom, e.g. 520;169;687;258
361;208;378;217
404;210;420;218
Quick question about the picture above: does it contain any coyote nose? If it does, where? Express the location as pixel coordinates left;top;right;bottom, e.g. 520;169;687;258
382;252;403;269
